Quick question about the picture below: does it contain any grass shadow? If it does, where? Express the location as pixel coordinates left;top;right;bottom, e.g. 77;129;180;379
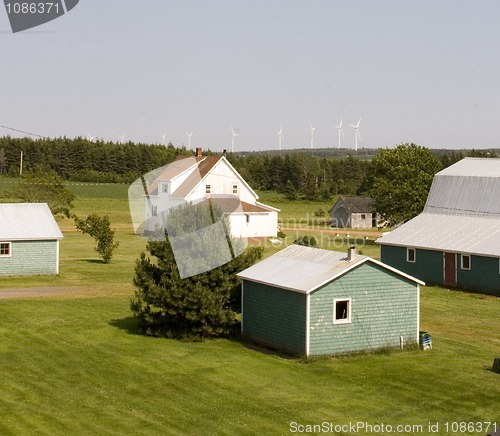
75;258;105;264
109;317;141;336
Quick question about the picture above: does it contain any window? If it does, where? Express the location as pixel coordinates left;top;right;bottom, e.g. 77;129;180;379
205;184;211;194
360;214;366;220
232;184;238;194
407;248;416;263
245;214;250;224
0;242;11;257
160;182;169;194
151;206;158;217
461;254;471;270
333;298;352;325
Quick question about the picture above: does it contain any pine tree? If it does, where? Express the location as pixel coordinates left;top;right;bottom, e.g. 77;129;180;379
131;202;263;340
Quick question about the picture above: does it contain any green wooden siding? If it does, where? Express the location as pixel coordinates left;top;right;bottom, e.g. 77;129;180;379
242;281;307;355
380;245;442;284
382;245;500;296
0;240;59;276
457;254;500;296
309;263;419;356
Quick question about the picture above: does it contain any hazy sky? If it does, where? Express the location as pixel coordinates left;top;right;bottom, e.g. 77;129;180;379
1;1;500;151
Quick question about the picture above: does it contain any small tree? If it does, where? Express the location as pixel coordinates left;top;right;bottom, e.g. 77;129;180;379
294;235;317;247
74;214;119;263
15;167;75;217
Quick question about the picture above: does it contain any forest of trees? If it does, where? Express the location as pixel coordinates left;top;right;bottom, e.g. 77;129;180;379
0;136;497;201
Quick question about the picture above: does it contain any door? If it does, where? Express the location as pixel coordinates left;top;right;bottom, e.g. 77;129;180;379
443;252;457;287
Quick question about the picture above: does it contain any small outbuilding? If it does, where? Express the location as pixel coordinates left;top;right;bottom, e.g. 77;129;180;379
330;196;378;228
0;203;63;277
237;245;424;356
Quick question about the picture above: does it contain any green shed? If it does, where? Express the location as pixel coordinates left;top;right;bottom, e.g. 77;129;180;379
237;245;424;356
0;203;63;277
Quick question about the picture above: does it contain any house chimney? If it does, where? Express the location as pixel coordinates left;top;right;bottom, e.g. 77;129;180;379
347;246;356;261
195;147;203;157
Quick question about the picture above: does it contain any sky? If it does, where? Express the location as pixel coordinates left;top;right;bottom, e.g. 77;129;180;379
1;1;500;152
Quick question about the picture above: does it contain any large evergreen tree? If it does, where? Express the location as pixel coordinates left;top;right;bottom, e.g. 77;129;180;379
131;202;263;340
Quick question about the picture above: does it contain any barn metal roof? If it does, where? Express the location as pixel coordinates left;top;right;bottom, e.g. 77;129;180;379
0;203;63;241
378;157;500;256
424;158;500;216
377;213;500;257
237;245;423;294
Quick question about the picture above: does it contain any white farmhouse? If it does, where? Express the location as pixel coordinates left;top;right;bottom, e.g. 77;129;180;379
142;149;279;238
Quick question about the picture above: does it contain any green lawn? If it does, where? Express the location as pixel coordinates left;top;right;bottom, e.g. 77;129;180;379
1;179;499;434
0;288;498;435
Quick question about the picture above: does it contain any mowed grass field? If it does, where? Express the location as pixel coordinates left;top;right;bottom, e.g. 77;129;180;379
1;178;499;434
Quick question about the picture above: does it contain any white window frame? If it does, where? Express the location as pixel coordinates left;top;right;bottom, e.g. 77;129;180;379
461;254;471;270
0;242;12;258
407;248;416;263
151;205;158;217
232;184;239;194
333;298;352;325
205;184;212;194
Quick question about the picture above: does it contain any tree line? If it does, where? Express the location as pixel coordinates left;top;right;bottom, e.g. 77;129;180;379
0;136;188;183
0;136;496;201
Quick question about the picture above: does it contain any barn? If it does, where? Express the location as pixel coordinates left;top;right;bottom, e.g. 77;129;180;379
377;158;500;296
0;203;63;277
237;245;424;356
330;196;378;228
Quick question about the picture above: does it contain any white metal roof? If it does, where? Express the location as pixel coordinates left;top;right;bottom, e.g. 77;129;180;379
0;203;63;241
378;157;500;255
237;245;423;294
424;158;500;216
377;213;500;257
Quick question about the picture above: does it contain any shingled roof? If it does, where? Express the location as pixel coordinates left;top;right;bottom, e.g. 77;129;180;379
335;196;376;213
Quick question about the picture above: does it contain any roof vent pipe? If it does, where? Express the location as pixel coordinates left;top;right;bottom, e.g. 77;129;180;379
347;246;356;261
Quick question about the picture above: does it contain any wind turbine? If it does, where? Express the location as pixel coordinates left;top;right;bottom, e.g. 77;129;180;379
277;124;283;150
86;132;95;143
118;134;125;144
231;126;238;153
335;119;344;148
186;131;193;149
161;132;166;146
350;118;361;151
309;122;315;149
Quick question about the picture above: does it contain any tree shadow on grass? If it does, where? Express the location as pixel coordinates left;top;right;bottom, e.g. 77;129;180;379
75;258;105;264
109;317;141;336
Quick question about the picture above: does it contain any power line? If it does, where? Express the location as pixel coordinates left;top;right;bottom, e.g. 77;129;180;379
0;123;46;139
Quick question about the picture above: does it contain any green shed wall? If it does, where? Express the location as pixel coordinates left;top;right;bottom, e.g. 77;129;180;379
381;245;500;296
242;281;307;355
0;240;59;276
380;245;443;284
457;254;500;296
309;263;419;356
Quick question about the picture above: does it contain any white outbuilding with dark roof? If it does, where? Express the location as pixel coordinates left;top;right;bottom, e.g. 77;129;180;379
237;245;424;356
377;157;500;296
0;203;63;277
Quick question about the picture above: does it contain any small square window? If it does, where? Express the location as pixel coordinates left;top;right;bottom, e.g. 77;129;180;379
360;214;366;220
333;298;352;325
205;185;211;194
151;206;158;217
0;242;11;257
232;184;238;194
461;254;471;270
407;248;416;263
